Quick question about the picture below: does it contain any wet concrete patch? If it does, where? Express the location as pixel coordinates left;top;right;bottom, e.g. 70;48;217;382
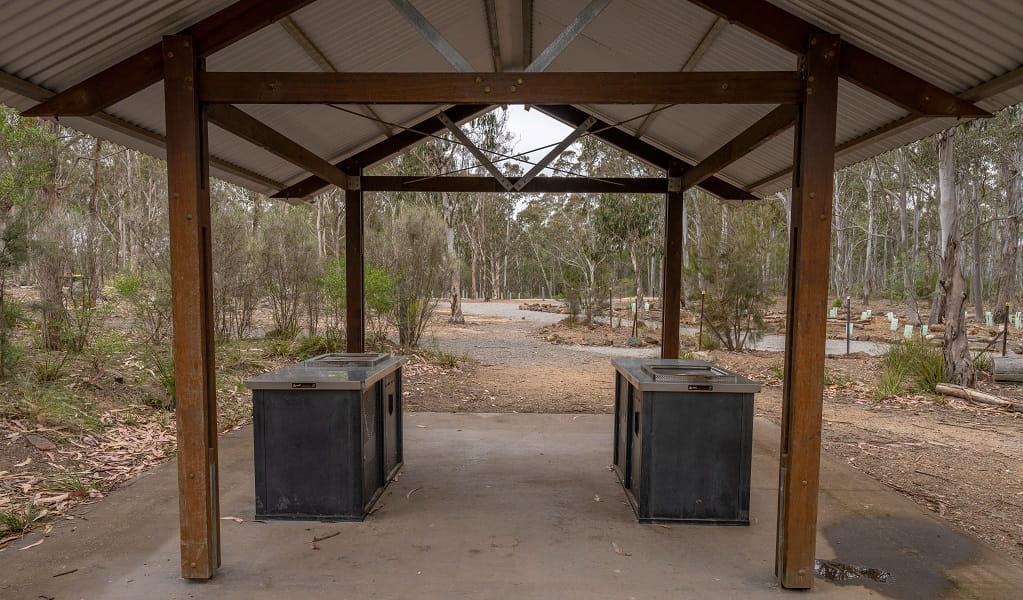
821;517;975;599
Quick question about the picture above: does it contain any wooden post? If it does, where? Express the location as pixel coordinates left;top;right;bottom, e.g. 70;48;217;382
163;34;220;579
345;162;365;353
661;162;684;359
775;33;839;589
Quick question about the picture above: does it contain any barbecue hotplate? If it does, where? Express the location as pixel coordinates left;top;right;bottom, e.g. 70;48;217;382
641;364;730;381
306;353;390;367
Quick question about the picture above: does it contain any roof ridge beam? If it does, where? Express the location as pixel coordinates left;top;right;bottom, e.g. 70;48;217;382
688;0;990;118
206;104;348;191
22;0;317;117
534;104;756;201
271;104;494;200
682;103;796;190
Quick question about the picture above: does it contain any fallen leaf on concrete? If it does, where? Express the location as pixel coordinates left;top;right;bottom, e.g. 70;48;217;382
53;568;78;578
220;516;245;523
406;487;422;500
19;538;44;551
611;541;630;557
415;425;427;428
593;495;601;502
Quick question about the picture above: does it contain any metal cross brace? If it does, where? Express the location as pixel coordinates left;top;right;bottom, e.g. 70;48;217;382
525;0;612;72
437;112;516;191
388;0;475;72
513;116;596;190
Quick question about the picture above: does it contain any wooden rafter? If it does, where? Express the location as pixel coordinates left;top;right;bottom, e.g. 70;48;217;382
634;17;728;138
682;104;796;190
271;104;494;199
748;65;1023;193
0;70;283;191
277;16;392;137
205;104;348;191
199;71;803;105
23;0;317;117
360;176;668;194
535;104;757;201
689;0;990;117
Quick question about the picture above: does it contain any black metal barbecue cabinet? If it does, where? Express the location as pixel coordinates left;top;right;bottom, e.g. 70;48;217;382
612;358;760;524
245;353;404;520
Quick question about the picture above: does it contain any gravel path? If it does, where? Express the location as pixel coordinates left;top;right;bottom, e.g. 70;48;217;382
450;300;889;357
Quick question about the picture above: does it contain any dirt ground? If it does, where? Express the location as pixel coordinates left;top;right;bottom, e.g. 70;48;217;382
2;295;1022;569
407;300;1023;565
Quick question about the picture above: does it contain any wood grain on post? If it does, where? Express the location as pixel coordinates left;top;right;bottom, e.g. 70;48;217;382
661;163;684;359
163;35;220;579
775;33;840;590
345;162;365;353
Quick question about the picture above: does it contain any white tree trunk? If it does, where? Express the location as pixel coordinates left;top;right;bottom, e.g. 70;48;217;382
936;129;975;387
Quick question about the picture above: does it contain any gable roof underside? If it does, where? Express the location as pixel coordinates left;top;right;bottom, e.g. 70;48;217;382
0;0;1020;199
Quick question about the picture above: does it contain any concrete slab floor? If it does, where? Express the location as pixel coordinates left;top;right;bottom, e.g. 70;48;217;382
2;413;1021;599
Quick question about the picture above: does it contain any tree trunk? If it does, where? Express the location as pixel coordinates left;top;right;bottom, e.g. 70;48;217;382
629;245;644;320
441;192;464;323
862;164;876;305
971;200;984;320
994;159;1021;321
896;149;922;325
936;129;975;387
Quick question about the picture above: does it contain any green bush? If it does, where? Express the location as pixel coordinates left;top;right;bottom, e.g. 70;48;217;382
874;339;946;398
0;502;42;535
292;335;343;360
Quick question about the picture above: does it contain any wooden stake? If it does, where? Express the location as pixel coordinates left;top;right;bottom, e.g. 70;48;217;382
776;33;840;590
163;35;220;579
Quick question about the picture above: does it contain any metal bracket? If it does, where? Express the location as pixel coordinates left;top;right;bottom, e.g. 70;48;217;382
668;176;682;192
347;175;361;191
437;112;515;191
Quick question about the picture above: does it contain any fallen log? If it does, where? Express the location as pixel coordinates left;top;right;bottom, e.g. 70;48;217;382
934;383;1023;411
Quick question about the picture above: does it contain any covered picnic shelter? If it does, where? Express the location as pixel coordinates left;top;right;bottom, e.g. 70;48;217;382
2;0;1022;591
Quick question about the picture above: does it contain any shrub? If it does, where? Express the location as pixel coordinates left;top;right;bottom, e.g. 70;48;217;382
874;339;946;398
112;267;173;343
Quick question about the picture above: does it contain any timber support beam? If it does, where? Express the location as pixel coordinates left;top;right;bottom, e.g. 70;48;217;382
206;103;348;190
272;104;493;200
163;35;220;580
775;32;840;590
661;163;684;359
345;162;365;353
198;71;803;105
689;0;989;117
24;0;317;117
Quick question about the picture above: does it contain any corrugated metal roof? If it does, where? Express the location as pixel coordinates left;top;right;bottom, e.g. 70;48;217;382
0;0;1021;199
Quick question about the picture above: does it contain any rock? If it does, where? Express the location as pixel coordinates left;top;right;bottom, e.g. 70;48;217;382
627;337;643;347
25;434;56;451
